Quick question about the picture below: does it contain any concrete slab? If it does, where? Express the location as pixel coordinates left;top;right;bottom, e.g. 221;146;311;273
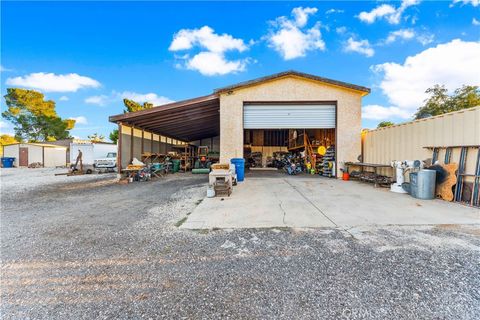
182;174;480;229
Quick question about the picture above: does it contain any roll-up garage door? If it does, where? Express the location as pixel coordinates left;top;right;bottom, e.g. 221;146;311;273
243;104;335;129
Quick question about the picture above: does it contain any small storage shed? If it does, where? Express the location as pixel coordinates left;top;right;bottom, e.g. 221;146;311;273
2;143;67;167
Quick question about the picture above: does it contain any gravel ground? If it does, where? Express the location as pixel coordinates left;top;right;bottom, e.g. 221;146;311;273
1;169;479;319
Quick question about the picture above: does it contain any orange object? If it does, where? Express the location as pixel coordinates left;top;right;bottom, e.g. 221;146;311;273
342;172;350;181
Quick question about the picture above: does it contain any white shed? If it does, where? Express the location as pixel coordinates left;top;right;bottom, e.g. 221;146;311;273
2;143;67;167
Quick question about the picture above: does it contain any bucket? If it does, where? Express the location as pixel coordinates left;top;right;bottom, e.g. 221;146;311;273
1;157;15;168
410;170;436;200
230;158;245;182
207;186;215;198
171;159;181;173
342;172;350;181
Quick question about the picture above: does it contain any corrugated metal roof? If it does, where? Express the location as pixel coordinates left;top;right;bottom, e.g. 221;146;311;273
109;94;220;141
215;70;370;95
2;142;67;148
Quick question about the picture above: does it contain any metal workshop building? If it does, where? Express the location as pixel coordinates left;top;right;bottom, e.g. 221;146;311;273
109;71;370;177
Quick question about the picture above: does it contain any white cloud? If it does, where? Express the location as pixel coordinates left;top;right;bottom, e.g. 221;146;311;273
185;52;247;76
358;4;396;24
69;116;88;125
169;26;249;76
85;95;109;106
336;26;347;34
344;37;375;57
326;8;345;15
85;91;173;107
362;105;411;120
59;96;69;101
372;39;480;114
0;120;12;129
473;18;480;25
385;29;415;44
0;65;13;72
118;91;173;106
267;7;325;60
453;0;479;7
6;72;100;92
0;120;14;135
292;7;318;27
358;0;420;25
169;25;247;53
416;33;434;45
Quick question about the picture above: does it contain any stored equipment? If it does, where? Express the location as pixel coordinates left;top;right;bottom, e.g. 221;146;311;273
390;160;423;193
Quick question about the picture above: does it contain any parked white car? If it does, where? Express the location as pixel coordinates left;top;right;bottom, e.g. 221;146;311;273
94;152;117;172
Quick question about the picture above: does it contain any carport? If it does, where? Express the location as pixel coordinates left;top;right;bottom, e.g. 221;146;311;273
109;94;220;170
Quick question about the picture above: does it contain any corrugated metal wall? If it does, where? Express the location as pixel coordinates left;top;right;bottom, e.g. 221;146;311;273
363;107;480;177
119;124;186;169
243;104;336;129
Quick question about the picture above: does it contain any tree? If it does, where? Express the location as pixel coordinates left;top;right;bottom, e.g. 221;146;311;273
123;98;153;113
88;133;105;143
0;134;18;155
2;88;75;142
109;98;152;144
414;85;480;119
109;129;118;144
377;121;395;128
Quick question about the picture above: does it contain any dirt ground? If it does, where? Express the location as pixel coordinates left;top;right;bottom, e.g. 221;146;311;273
1;168;479;319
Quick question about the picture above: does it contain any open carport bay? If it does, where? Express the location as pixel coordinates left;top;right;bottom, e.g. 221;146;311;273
183;173;480;229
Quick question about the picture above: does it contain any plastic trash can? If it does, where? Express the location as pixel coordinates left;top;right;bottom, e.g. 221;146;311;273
171;159;181;173
1;157;15;168
230;158;245;182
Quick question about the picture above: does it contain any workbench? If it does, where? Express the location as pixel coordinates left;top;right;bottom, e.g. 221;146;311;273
344;162;392;187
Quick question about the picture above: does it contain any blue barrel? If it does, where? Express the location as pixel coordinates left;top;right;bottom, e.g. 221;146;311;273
1;157;15;168
231;158;245;182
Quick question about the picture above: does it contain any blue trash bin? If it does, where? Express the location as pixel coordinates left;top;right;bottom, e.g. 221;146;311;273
230;158;245;182
1;157;15;168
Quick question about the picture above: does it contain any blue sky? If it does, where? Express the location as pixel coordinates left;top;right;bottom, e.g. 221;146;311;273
1;0;479;140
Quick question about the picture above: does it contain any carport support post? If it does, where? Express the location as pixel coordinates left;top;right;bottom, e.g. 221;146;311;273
150;133;153;154
118;123;122;175
130;126;134;164
141;129;144;156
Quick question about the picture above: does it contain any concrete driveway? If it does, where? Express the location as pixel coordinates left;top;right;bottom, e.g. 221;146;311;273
182;173;480;229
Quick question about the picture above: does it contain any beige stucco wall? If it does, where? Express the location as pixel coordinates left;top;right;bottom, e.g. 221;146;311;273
219;75;365;177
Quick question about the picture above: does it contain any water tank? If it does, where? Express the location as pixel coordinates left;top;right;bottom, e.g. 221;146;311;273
409;170;436;200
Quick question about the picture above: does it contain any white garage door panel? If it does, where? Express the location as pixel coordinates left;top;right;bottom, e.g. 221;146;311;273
244;104;336;129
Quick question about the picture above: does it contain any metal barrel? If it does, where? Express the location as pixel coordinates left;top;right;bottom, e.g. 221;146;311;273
410;169;436;200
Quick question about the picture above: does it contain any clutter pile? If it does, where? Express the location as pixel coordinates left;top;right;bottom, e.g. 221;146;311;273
28;162;43;168
207;159;242;197
245;146;336;177
320;145;335;177
120;145;220;184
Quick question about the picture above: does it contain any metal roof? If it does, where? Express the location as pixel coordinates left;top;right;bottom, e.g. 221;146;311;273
3;142;68;148
214;70;371;95
109;94;220;141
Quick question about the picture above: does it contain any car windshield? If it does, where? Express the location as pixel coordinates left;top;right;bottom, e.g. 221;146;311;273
106;152;117;158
